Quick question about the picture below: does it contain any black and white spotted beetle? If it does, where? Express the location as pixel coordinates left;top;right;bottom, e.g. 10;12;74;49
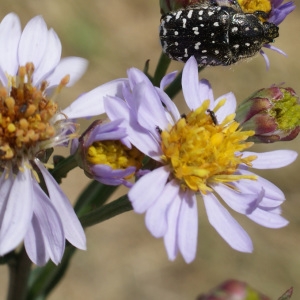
159;0;279;66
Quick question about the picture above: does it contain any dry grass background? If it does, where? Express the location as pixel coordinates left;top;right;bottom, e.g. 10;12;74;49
0;0;300;299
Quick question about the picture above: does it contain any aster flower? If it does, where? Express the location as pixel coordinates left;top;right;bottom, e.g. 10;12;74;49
0;13;126;266
73;119;144;187
104;56;297;263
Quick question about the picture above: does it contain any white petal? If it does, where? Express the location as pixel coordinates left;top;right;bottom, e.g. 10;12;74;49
129;166;170;213
45;57;88;88
37;161;86;250
145;180;179;238
203;193;253;252
24;213;49;266
247;208;289;228
243;150;297;169
62;79;127;119
18;15;48;69
0;168;33;255
0;13;21;75
164;194;181;261
177;191;198;263
33;28;62;85
31;180;65;264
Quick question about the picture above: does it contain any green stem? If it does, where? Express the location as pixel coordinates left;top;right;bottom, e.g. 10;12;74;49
80;195;132;228
152;52;171;86
7;247;32;300
50;155;78;184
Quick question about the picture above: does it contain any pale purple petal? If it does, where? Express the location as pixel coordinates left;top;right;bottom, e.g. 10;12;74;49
214;92;236;123
127;67;153;89
259;49;270;70
37;160;86;250
263;44;287;56
0;13;21;76
45;56;88;88
237;169;285;201
134;82;169;138
160;71;177;89
247;208;289;228
92;164;135;186
182;56;202;110
164;194;181;261
243;150;297;169
62;79;127;119
155;87;181;122
199;79;214;104
105;96;163;161
0;171;13;219
145;180;180;238
33;28;62;85
24;214;49;266
0;168;33;255
18;15;48;69
203;193;253;252
269;1;295;25
30;180;65;265
177;190;198;263
85;119;127;146
212;183;262;214
128;166;170;213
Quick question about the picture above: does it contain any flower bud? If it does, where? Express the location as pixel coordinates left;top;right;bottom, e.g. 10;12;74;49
196;279;270;300
235;86;300;143
74;119;144;187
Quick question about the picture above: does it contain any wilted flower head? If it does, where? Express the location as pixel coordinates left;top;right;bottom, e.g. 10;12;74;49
236;86;300;143
104;56;297;263
0;13;90;265
73;119;144;187
0;13;127;266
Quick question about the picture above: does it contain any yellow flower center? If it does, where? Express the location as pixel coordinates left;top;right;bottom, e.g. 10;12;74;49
87;140;144;179
238;0;272;18
0;62;70;165
161;100;257;194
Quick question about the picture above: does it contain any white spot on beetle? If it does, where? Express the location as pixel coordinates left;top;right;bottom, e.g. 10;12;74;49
176;11;182;19
195;42;201;49
187;10;193;18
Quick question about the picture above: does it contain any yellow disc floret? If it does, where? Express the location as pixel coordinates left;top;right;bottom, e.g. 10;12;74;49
161;100;257;194
238;0;272;17
87;140;144;179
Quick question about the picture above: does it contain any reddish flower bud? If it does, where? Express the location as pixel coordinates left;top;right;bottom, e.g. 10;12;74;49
196;279;270;300
236;86;300;143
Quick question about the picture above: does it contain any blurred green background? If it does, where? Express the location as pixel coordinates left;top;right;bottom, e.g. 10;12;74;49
0;0;300;299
